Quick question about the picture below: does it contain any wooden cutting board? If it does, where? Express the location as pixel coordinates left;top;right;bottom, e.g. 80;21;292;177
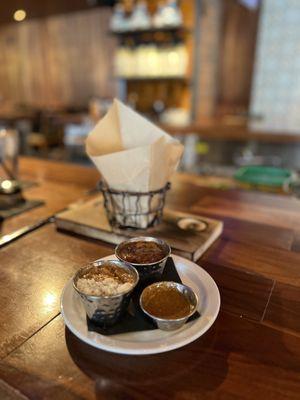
55;196;223;262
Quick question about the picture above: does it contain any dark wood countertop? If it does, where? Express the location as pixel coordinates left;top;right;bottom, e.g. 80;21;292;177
0;157;300;399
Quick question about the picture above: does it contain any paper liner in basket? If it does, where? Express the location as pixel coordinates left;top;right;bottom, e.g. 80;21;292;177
86;99;183;191
85;99;184;228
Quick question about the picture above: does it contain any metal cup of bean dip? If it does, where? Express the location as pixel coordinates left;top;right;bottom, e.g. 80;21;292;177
73;259;139;326
115;237;171;282
140;281;198;331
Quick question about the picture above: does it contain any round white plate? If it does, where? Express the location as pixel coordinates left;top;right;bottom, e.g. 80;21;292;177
61;254;220;355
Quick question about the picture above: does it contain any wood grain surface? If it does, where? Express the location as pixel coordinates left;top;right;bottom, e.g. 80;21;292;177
0;8;115;108
1;158;100;236
218;0;260;112
0;224;112;358
1;313;300;400
0;157;299;399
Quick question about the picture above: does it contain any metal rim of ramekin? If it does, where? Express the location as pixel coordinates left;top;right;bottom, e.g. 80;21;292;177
115;236;171;267
73;259;139;300
139;281;199;323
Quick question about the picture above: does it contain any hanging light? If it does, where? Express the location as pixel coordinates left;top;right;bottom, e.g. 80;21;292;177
13;9;27;22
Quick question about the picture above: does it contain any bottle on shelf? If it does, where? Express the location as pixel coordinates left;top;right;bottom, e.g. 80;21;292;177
160;107;191;126
110;0;185;33
110;3;130;32
127;0;151;31
152;1;165;29
160;0;183;28
115;46;132;77
175;43;188;76
114;43;188;78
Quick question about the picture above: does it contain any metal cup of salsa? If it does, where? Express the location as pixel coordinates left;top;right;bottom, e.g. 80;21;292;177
140;281;198;331
115;237;171;281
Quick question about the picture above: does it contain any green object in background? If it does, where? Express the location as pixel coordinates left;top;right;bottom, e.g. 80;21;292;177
234;166;293;187
196;142;209;155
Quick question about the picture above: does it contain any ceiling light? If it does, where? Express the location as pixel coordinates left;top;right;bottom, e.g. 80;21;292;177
13;9;26;22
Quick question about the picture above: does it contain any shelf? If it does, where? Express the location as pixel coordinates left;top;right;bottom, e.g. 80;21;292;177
160;121;300;143
109;26;191;37
115;76;190;82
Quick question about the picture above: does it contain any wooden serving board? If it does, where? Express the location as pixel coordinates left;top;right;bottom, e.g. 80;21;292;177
55;196;223;262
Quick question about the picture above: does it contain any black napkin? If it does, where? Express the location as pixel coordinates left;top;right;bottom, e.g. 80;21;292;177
87;257;200;336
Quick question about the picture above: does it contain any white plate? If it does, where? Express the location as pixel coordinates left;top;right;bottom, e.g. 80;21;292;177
61;254;220;355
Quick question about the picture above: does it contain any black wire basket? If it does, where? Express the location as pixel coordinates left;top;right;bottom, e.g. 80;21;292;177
98;181;171;230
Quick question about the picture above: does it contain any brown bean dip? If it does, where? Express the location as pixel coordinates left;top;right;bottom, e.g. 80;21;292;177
142;284;191;319
119;241;166;264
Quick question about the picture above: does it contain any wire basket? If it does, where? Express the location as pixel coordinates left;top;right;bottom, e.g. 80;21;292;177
98;181;171;230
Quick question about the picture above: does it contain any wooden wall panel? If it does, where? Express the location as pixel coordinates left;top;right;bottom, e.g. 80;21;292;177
0;8;116;108
0;0;98;25
195;0;223;120
217;0;260;114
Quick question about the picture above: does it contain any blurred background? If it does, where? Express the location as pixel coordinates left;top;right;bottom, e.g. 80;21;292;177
0;0;300;193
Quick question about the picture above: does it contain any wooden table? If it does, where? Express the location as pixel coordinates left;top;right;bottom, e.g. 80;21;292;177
0;157;300;400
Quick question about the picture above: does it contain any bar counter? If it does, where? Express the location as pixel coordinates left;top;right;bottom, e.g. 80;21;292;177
0;157;300;399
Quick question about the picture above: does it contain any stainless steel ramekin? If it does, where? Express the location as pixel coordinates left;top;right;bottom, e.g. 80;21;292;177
73;259;139;326
115;237;171;282
140;281;198;331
